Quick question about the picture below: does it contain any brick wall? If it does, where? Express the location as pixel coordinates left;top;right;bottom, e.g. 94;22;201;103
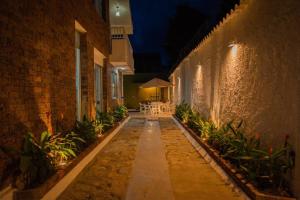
0;0;110;187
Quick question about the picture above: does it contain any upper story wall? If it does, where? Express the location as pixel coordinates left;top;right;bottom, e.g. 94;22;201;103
109;0;133;35
170;0;300;196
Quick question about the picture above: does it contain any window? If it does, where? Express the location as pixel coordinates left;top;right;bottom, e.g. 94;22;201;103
111;71;118;99
94;64;103;112
93;0;107;21
75;31;81;121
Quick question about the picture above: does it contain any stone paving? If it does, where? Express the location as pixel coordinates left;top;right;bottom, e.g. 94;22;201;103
58;118;145;200
58;117;244;200
159;118;243;200
125;120;174;200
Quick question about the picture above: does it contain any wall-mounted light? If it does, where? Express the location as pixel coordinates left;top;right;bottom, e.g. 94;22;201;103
228;42;238;56
115;6;120;16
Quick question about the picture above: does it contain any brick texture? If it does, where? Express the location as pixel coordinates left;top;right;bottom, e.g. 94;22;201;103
0;0;110;187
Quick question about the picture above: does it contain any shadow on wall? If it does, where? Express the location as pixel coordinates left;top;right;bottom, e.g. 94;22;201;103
0;65;48;189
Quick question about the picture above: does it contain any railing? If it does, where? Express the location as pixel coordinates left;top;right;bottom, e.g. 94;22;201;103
111;27;125;35
110;35;134;73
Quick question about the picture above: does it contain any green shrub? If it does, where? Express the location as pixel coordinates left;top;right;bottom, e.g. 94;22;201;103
175;102;192;123
178;102;295;195
16;133;55;189
187;112;203;136
74;116;97;146
113;105;128;121
44;131;85;164
93;119;106;135
96;111;115;131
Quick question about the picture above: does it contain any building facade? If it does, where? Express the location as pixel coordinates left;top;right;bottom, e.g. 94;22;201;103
0;0;111;187
170;0;300;197
107;0;134;109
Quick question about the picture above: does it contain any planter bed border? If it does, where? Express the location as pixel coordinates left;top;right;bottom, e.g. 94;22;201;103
12;116;130;200
172;115;296;200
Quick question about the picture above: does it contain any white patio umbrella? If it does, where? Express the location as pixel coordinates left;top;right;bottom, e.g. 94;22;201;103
139;78;173;101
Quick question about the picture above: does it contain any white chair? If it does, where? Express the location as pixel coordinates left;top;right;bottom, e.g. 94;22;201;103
144;104;151;114
139;103;145;113
150;102;160;115
161;102;169;113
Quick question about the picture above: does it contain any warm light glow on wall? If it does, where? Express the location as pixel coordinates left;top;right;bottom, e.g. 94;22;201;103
228;43;238;57
138;87;160;101
191;64;204;110
177;77;181;103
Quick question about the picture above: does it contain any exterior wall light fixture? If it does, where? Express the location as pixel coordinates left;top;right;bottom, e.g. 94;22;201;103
228;43;236;48
228;42;238;56
116;6;120;16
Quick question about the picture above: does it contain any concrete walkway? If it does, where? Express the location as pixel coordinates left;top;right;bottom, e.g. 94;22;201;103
58;117;243;200
125;120;174;200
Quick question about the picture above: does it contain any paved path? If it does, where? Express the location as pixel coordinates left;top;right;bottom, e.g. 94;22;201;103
125;120;174;200
159;118;242;200
59;118;145;200
58;117;243;200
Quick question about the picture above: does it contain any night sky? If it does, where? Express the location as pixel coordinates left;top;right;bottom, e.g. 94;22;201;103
129;0;223;66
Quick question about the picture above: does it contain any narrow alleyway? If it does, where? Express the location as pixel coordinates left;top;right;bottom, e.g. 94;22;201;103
59;117;243;200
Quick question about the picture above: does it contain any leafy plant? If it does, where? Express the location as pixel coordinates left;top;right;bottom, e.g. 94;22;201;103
41;131;84;165
93;120;106;136
175;102;192;123
74;116;97;146
16;133;55;189
96;111;115;131
177;102;296;196
113;105;128;121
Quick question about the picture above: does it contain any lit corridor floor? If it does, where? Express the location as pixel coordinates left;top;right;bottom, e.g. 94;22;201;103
59;118;243;200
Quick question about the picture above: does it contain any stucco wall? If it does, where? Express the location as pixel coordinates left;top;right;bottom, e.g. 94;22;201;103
170;0;300;196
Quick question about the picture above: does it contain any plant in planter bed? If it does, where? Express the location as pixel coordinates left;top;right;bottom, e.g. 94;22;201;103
175;102;192;123
113;105;128;122
0;111;122;192
14;131;83;190
73;116;97;148
96;111;115;132
175;104;296;197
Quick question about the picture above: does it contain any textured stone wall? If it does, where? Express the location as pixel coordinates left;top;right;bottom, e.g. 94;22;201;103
171;0;300;196
0;0;110;186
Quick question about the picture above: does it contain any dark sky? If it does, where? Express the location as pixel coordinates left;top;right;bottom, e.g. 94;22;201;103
129;0;222;66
